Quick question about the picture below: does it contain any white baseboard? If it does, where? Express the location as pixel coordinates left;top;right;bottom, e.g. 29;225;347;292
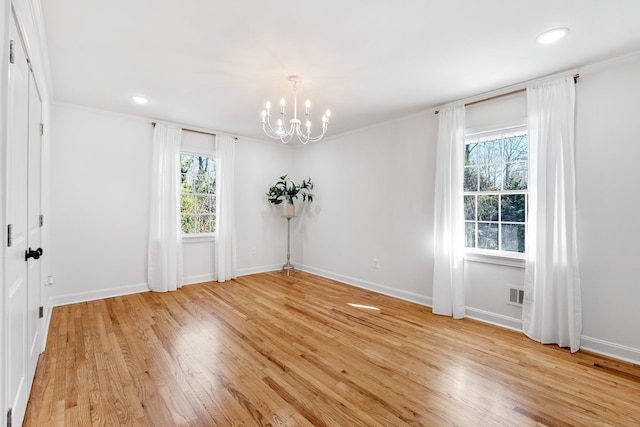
236;264;282;277
300;264;433;307
464;308;640;366
182;264;285;285
464;306;523;332
49;282;149;308
581;335;640;366
182;273;215;286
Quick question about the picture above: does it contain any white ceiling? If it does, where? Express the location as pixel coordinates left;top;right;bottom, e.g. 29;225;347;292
41;0;640;140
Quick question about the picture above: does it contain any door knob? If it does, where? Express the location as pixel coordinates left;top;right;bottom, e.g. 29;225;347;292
25;247;43;261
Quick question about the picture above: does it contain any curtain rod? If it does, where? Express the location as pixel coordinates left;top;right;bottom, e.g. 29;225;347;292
151;122;238;140
434;74;580;114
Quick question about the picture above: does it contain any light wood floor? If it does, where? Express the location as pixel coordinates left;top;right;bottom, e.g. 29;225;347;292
25;271;640;426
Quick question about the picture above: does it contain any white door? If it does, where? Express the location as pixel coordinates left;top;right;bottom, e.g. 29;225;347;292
5;12;42;426
6;13;30;427
26;65;43;384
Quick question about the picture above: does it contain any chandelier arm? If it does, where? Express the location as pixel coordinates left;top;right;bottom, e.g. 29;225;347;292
279;131;297;144
262;121;284;139
263;115;296;138
299;127;328;143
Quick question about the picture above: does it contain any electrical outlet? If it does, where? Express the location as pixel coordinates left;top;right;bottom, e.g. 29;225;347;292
45;275;54;286
250;246;257;255
373;258;380;269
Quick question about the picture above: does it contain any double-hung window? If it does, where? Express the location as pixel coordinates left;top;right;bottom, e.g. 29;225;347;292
180;152;216;235
464;126;528;255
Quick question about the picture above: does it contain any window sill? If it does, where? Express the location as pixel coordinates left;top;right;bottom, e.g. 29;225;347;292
182;233;216;243
464;251;525;268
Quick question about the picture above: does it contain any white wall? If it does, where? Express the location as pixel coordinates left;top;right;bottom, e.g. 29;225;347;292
49;103;293;303
235;137;294;275
292;111;438;304
50;104;152;304
575;52;640;361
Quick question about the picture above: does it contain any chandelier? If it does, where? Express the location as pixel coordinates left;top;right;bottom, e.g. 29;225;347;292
261;76;331;144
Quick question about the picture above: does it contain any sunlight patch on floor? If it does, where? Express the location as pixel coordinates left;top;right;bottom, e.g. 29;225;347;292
347;303;380;311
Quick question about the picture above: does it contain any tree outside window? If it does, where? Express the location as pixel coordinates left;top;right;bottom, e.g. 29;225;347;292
180;153;216;234
464;128;527;253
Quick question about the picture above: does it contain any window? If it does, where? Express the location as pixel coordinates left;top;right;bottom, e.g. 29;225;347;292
180;152;216;235
464;127;527;254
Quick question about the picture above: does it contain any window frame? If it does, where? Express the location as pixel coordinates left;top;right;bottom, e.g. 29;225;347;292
463;125;528;266
180;148;217;242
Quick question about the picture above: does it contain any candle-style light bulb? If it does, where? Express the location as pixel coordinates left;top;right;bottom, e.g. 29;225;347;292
261;110;266;124
266;101;271;110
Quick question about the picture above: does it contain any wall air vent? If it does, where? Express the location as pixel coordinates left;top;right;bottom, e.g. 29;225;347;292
508;286;525;306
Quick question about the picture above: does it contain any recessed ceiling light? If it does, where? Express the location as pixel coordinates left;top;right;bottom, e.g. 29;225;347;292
536;28;569;45
131;96;149;104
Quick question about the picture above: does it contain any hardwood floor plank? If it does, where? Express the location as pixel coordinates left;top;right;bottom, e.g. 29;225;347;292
24;271;640;426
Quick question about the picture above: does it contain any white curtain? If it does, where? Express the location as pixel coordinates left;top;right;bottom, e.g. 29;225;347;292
215;134;237;282
148;123;183;292
523;76;582;352
432;105;466;319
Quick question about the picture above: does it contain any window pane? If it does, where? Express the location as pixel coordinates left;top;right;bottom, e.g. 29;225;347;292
181;195;195;215
464;167;478;191
478;195;498;221
476;138;501;164
501;224;525;252
503;161;527;190
503;134;528;162
195;195;210;214
181;215;195;234
479;164;502;191
465;143;478;166
195;215;213;233
478;223;498;250
195;172;210;194
181;154;195;175
501;194;526;223
181;173;193;192
464;195;476;221
465;222;476;248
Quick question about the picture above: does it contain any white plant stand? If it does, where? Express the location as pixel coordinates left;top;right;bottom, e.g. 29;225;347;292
282;215;295;277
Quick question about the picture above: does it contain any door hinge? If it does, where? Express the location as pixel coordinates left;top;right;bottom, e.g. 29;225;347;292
9;39;15;64
40;123;44;136
39;306;44;318
7;224;12;247
39;214;44;227
7;407;12;427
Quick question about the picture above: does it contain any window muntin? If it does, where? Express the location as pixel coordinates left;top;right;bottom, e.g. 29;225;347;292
180;153;216;235
464;128;527;254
